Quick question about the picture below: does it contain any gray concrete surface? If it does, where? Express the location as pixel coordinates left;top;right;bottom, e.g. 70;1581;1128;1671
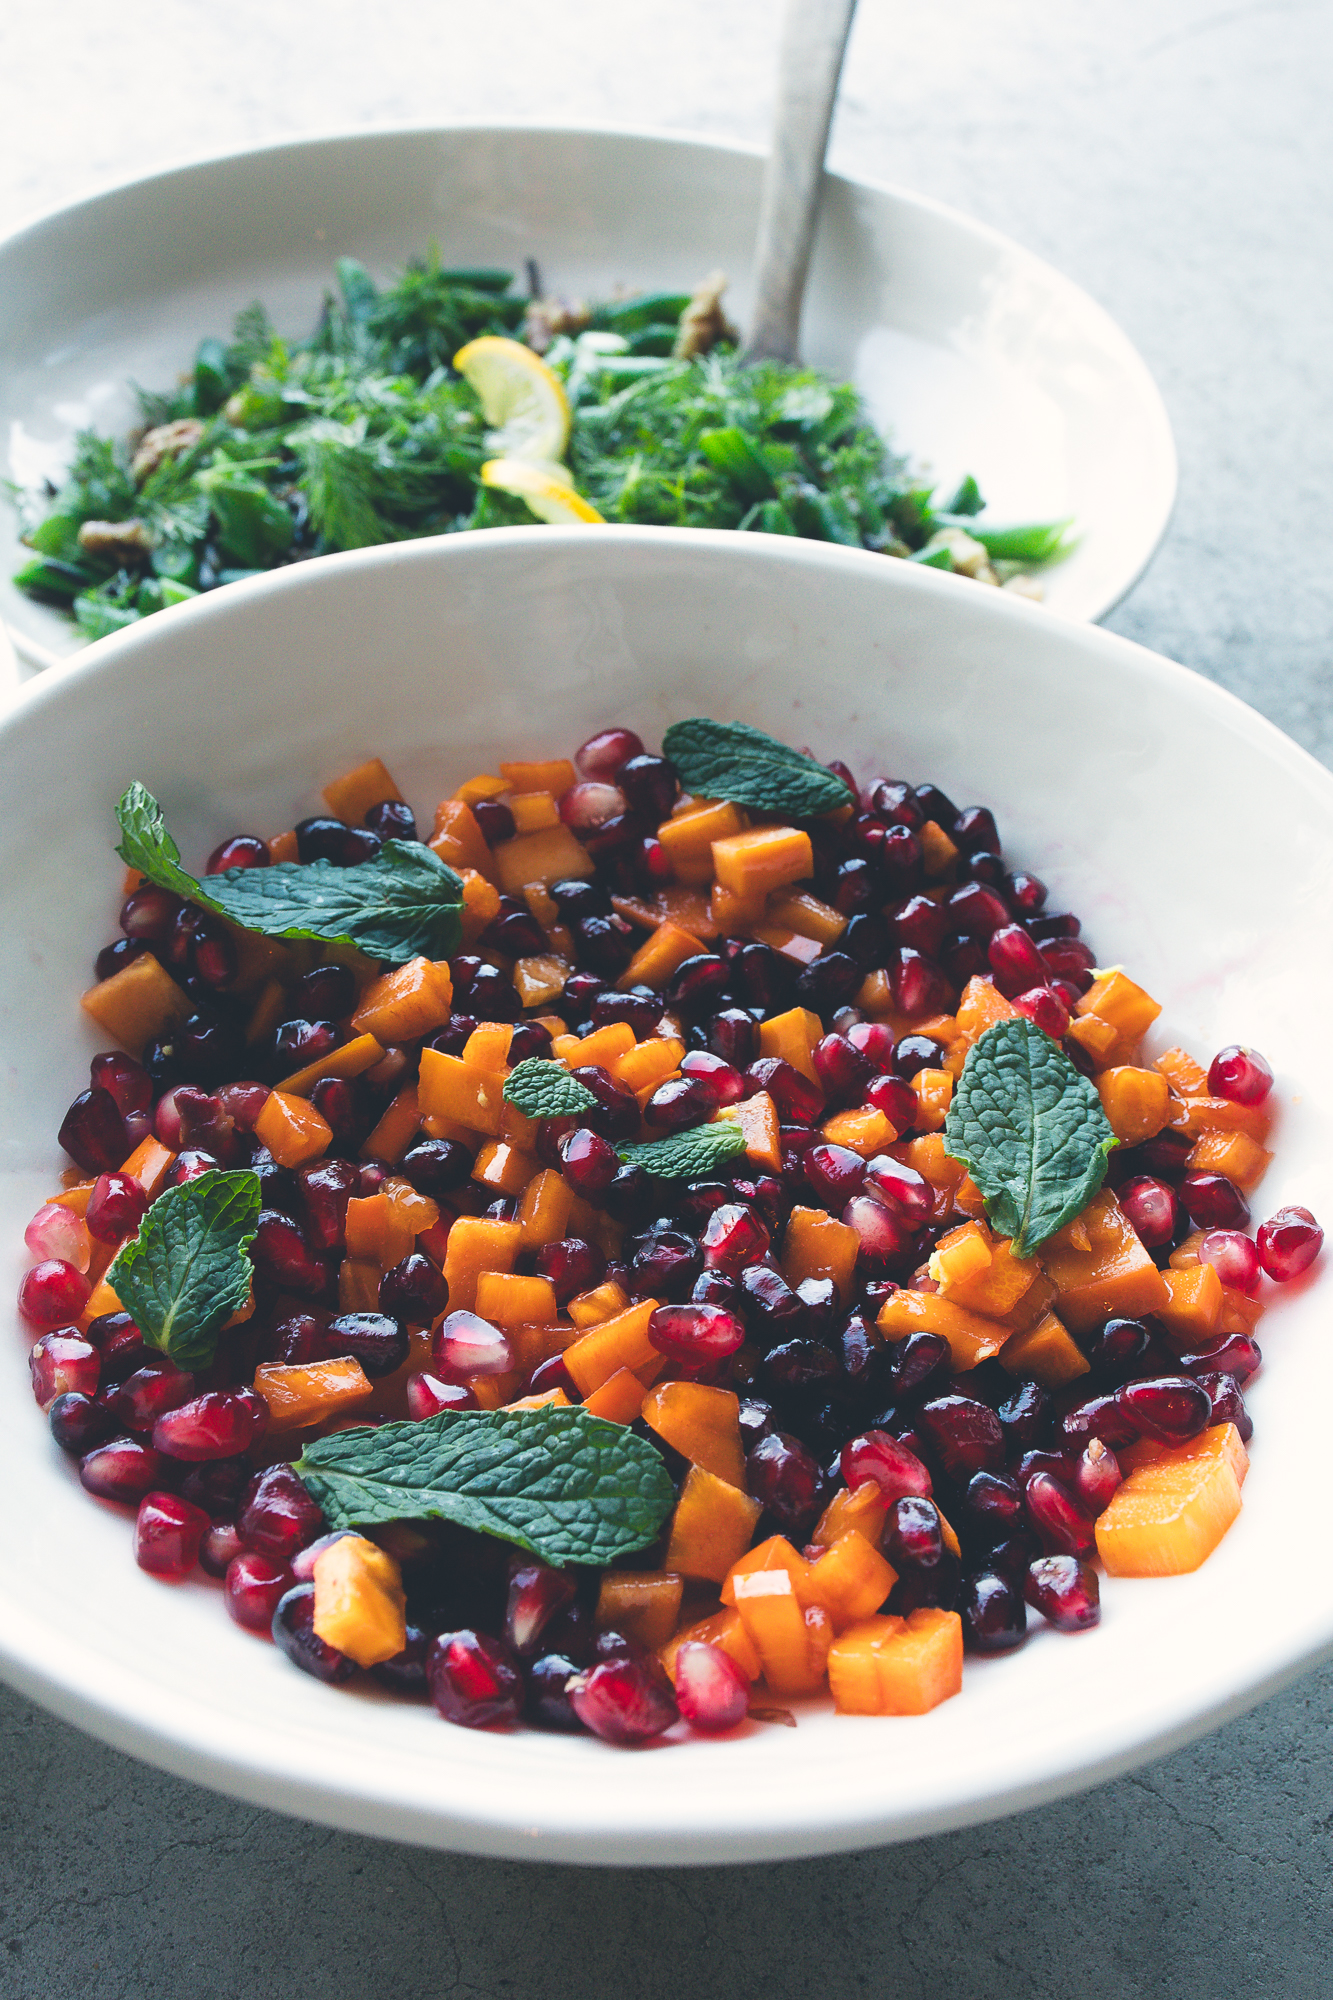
1;2;1330;1993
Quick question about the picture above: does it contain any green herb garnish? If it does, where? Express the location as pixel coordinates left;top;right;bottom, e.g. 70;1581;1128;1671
662;717;849;819
108;1169;260;1370
116;782;463;965
294;1404;675;1567
502;1058;599;1120
618;1121;749;1181
943;1018;1117;1257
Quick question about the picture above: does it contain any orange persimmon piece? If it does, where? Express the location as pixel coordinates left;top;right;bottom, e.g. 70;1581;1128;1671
344;1192;415;1268
808;1532;898;1631
81;953;191;1059
876;1290;1007;1370
322;756;403;822
280;1031;384;1098
499;757;576;796
1096;1439;1243;1576
1187;1129;1272;1193
751;923;822;966
902;1134;969;1199
1156;1046;1210;1097
351;958;453;1044
338;1257;381;1313
933;1222;1038;1317
711;825;813;900
931;1224;993;1289
1155;1262;1223;1342
471;1139;539;1199
452;773;508;806
1097;1065;1172;1145
118;1135;176;1200
474;1271;558;1328
504;1387;572;1412
910;1068;953;1129
821;1106;898;1158
508;791;558;834
767;889;847;946
660;1608;763;1684
731;1573;832;1696
562;1298;661;1397
641;1380;746;1487
254;1089;332;1169
78;1277;122;1330
610;1036;685;1095
566;1280;632;1329
442;1216;524;1312
594;1571;684;1650
920;819;960;878
267;830;299;864
710;882;767;934
828;1607;962;1715
253;1356;373;1433
430;798;496;879
583;1368;650;1426
493;824;594;893
551;1020;637;1072
519;1168;576;1247
462;1022;514;1072
360;1083;421;1165
664;1465;763;1582
418;1048;504;1137
999;1311;1090;1388
757;1006;824;1084
722;1535;816;1608
1066;1013;1121;1070
812;1480;889;1550
1077;968;1161;1045
1118;1421;1249;1485
657;800;746;884
616;920;708;992
312;1533;406;1667
781;1205;861;1305
715;1091;782;1173
1038;1189;1169;1333
954;975;1017;1049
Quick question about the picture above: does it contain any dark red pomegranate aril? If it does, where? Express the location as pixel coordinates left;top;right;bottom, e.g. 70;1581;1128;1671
886;1494;944;1570
806;1143;866;1204
407;1372;479;1419
1197;1229;1262;1295
840;1429;932;1501
1012;986;1070;1038
664;954;731;1017
296;1156;358;1251
706;1008;758;1069
1178;1332;1262;1384
811;1034;874;1108
504;1562;578;1658
535;1236;606;1303
846;1021;896;1071
112;1364;196;1434
952;805;1000;853
964;1468;1024;1529
120;883;183;941
559;780;627;834
1208;1045;1273;1106
1084;1317;1151;1384
179;1454;250;1520
737;1262;804;1334
888;1330;951;1402
200;1522;246;1578
1195;1371;1253;1441
701;1203;769;1274
90;1050;153;1115
525;1653;587;1730
84;1171;149;1244
272;1584;357;1683
1005;869;1047;914
433;1309;513;1379
948;882;1011;939
892;894;950;958
206;834;270;873
80;1434;166;1504
995;1379;1050;1450
1073;1438;1123;1516
1118;1374;1213;1443
743;1057;823;1125
673;1641;750;1732
1025;1470;1095;1555
865;1074;919;1131
153;1390;259;1460
239;1463;325;1562
891;948;951;1019
1180;1171;1249;1231
845;1193;916;1273
134;1490;211;1579
225;1552;293;1633
49;1390;115;1455
644;1074;715;1132
428;1629;523;1728
30;1330;99;1408
1118;1176;1182;1249
251;1209;327;1296
95;938;150;980
916;1395;1005;1478
379;1252;446;1325
649;1303;746;1364
747;1431;829;1537
864;1155;934;1222
1060;1390;1141;1451
987;924;1048;998
559;1126;621;1196
1257;1206;1323;1282
567;1646;679;1744
961;1570;1027;1654
58;1087;128;1175
1026;1555;1100;1631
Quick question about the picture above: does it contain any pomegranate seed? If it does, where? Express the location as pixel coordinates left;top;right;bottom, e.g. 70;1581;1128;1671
864;1073;919;1130
472;799;515;845
24;1202;92;1269
1006;869;1047;914
701;1203;769;1273
134;1490;211;1580
1025;1555;1100;1631
1178;1331;1262;1383
80;1433;165;1504
225;1552;293;1633
916;1395;1005;1478
272;1584;357;1682
120;883;183;941
531;1237;603;1304
961;1570;1027;1653
19;1259;91;1329
892;894;950;957
525;1653;587;1730
648;1302;746;1364
743;1058;823;1125
206;833;270;872
567;1645;679;1744
889;1330;951;1401
1085;1316;1151;1383
559;1127;621;1197
631;1229;700;1301
1180;1172;1249;1231
995;1379;1050;1450
112;1364;196;1434
153;1390;260;1460
644;1075;715;1132
200;1522;246;1578
953;805;1000;853
1257;1206;1323;1282
1208;1045;1273;1105
964;1468;1024;1530
1012;986;1070;1038
987;925;1048;999
1198;1229;1262;1295
372;1625;433;1695
379;1252;446;1325
673;1641;750;1732
49;1390;115;1454
1025;1470;1094;1554
91;1050;153;1115
153;1089;185;1148
1118;1374;1213;1442
1059;1391;1140;1450
747;1431;829;1536
84;1171;149;1244
864;1154;934;1222
1038;936;1096;990
891;948;951;1018
428;1629;523;1727
1072;1438;1123;1515
678;1049;746;1107
948;882;1011;938
811;1034;874;1108
843;1193;915;1272
30;1331;99;1408
504;1562;578;1657
706;1008;757;1069
737;1261;803;1333
885;1495;944;1570
406;1372;479;1419
296;1157;358;1251
1118;1176;1181;1249
575;726;645;780
239;1463;324;1563
840;1429;932;1501
560;780;627;832
251;1209;326;1295
433;1309;513;1379
806;1143;866;1205
1195;1371;1253;1440
58;1087;129;1173
180;1453;251;1518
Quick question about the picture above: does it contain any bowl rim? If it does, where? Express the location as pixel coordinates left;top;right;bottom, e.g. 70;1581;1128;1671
0;116;1177;673
16;524;1321;1867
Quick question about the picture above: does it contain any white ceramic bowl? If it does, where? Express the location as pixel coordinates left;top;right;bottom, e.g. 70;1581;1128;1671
2;527;1326;1865
0;123;1177;675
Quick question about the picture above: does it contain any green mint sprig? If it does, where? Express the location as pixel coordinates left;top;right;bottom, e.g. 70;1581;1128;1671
502;1059;599;1120
617;1120;749;1181
115;782;463;965
294;1404;675;1567
943;1017;1117;1257
661;718;850;819
108;1168;261;1371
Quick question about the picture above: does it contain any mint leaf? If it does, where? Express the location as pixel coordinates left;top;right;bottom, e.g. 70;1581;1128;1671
618;1120;748;1181
108;1169;261;1371
943;1018;1117;1257
661;718;849;818
115;783;463;965
503;1058;599;1120
294;1404;674;1567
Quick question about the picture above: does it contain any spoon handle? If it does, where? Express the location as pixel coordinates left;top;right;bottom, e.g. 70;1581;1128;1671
742;0;859;364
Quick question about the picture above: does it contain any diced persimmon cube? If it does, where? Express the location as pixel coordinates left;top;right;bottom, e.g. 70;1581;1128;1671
920;820;960;878
876;1607;963;1715
821;1106;897;1157
715;1091;782;1173
254;1090;332;1169
78;1278;122;1329
1097;1065;1172;1144
350;958;452;1044
1155;1262;1223;1342
338;1256;381;1313
711;825;813;899
344;1192;416;1268
757;1006;824;1083
1038;1189;1169;1333
664;1465;763;1582
442;1216;523;1312
1186;1129;1272;1193
610;1036;684;1095
280;1031;385;1098
499;757;577;796
807;1532;898;1630
418;1049;504;1136
582;1367;649;1425
452;773;508;806
616;920;708;993
999;1311;1090;1388
876;1290;1006;1370
710;882;767;933
474;1270;557;1327
721;1535;816;1608
954;975;1017;1050
493;824;594;893
640;1380;746;1487
361;1083;422;1166
767;888;847;946
1118;1421;1249;1486
910;1068;953;1129
1066;1013;1121;1069
781;1205;861;1304
462;1022;514;1072
660;1609;763;1684
931;1223;993;1289
594;1571;684;1651
254;1356;373;1433
311;1533;406;1667
1218;1286;1264;1336
504;1387;572;1412
513;955;570;1009
1156;1047;1210;1097
827;1615;904;1713
812;1480;889;1549
731;1574;832;1696
902;1134;968;1199
81;953;191;1058
458;869;502;945
551;1020;637;1072
566;1280;632;1329
118;1135;176;1200
510;791;559;834
322;756;403;823
1095;1440;1243;1575
471;1138;539;1199
1166;1093;1273;1143
1077;969;1162;1043
562;1298;660;1397
518;1168;576;1247
657;800;746;884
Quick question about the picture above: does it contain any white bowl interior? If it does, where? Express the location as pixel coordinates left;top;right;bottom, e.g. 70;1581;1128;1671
1;527;1324;1865
0;125;1176;671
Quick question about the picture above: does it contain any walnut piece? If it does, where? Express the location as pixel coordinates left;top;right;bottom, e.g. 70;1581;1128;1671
131;418;204;483
673;270;738;360
523;297;591;355
76;518;154;562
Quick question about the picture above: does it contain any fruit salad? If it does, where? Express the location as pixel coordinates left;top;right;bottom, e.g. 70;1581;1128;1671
18;720;1321;1745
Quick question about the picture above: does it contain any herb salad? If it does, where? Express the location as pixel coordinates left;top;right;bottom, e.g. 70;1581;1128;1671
10;253;1073;643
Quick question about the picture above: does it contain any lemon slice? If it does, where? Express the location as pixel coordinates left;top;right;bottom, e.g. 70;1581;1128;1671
454;335;570;463
481;458;605;525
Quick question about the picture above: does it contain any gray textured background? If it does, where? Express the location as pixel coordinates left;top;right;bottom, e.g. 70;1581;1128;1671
1;2;1330;1992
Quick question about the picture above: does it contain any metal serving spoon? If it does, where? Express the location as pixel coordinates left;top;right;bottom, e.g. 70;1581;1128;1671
741;0;860;364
